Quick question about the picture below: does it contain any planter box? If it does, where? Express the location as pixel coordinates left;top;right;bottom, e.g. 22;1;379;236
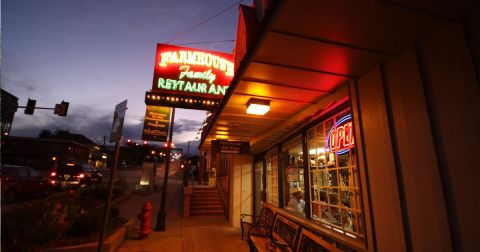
45;219;134;252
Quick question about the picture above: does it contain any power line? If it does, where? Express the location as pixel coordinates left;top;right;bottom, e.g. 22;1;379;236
175;39;235;46
166;0;247;44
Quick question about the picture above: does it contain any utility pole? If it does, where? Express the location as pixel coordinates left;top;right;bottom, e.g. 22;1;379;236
155;107;175;231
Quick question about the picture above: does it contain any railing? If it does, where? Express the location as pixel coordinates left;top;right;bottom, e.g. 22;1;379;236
216;176;229;217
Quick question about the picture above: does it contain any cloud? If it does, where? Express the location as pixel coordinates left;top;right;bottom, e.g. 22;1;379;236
10;104;121;142
174;140;200;155
173;119;201;134
9;106;202;149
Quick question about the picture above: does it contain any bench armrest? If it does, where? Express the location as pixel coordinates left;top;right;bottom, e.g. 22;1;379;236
241;214;260;224
249;224;272;237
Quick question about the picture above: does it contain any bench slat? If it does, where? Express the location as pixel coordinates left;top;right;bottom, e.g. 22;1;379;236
296;229;341;252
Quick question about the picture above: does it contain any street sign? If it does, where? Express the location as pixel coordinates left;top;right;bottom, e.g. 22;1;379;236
109;100;128;143
1;89;19;135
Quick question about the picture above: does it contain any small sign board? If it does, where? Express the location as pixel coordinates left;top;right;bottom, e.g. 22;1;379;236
142;105;171;142
212;140;250;154
110;100;128;143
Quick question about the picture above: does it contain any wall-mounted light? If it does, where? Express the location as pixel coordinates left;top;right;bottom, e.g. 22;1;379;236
246;98;270;115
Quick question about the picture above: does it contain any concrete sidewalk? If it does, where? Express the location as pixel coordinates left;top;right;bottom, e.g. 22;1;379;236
116;178;249;252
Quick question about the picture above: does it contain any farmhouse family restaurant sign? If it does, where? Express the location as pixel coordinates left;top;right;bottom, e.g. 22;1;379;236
146;44;234;110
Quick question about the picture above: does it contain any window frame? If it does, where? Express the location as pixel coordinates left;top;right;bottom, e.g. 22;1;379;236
305;106;365;239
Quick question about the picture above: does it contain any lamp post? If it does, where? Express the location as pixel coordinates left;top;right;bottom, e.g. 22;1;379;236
155;107;175;231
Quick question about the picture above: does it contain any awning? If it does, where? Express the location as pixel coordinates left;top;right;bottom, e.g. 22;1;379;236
200;0;471;155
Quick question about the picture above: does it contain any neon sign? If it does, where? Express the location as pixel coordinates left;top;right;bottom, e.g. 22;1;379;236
158;50;234;77
326;114;354;154
151;44;234;100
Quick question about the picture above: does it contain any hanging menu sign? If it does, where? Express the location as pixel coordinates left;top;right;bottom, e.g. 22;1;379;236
142;106;171;142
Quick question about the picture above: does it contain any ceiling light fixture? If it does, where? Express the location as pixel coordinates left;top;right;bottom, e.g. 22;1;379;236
246;98;270;115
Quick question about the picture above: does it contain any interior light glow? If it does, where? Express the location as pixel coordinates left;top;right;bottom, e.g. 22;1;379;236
309;148;326;155
246;98;270;115
140;178;150;186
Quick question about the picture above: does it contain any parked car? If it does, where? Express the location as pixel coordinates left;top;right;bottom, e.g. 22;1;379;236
50;163;103;189
1;165;54;202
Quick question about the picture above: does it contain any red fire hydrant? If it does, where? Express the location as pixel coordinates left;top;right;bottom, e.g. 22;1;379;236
137;201;153;238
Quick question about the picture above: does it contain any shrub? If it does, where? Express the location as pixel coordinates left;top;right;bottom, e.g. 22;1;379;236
1;180;127;251
68;206;120;237
1;201;66;251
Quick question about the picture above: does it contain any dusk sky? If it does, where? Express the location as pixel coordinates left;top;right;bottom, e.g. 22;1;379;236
2;0;247;153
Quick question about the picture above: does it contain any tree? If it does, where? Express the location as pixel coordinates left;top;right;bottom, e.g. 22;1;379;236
38;129;52;138
53;129;71;137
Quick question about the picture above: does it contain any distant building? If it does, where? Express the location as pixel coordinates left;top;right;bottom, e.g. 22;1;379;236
1;135;105;171
103;144;183;168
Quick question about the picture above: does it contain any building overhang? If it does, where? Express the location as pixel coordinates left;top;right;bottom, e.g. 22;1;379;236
200;0;475;155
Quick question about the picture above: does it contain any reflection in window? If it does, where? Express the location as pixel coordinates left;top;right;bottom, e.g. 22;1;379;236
265;148;278;206
308;109;364;238
282;136;305;216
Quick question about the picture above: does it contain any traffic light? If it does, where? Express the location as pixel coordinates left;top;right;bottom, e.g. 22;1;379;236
54;101;69;117
24;99;36;115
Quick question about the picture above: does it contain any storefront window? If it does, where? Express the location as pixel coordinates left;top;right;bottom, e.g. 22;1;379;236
265;147;278;206
282;136;305;216
308;109;364;237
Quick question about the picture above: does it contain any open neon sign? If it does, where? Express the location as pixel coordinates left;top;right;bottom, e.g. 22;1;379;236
326;114;354;154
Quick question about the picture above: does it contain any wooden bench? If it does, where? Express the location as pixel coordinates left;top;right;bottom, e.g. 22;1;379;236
296;229;341;252
241;203;276;240
248;211;342;252
249;214;301;252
